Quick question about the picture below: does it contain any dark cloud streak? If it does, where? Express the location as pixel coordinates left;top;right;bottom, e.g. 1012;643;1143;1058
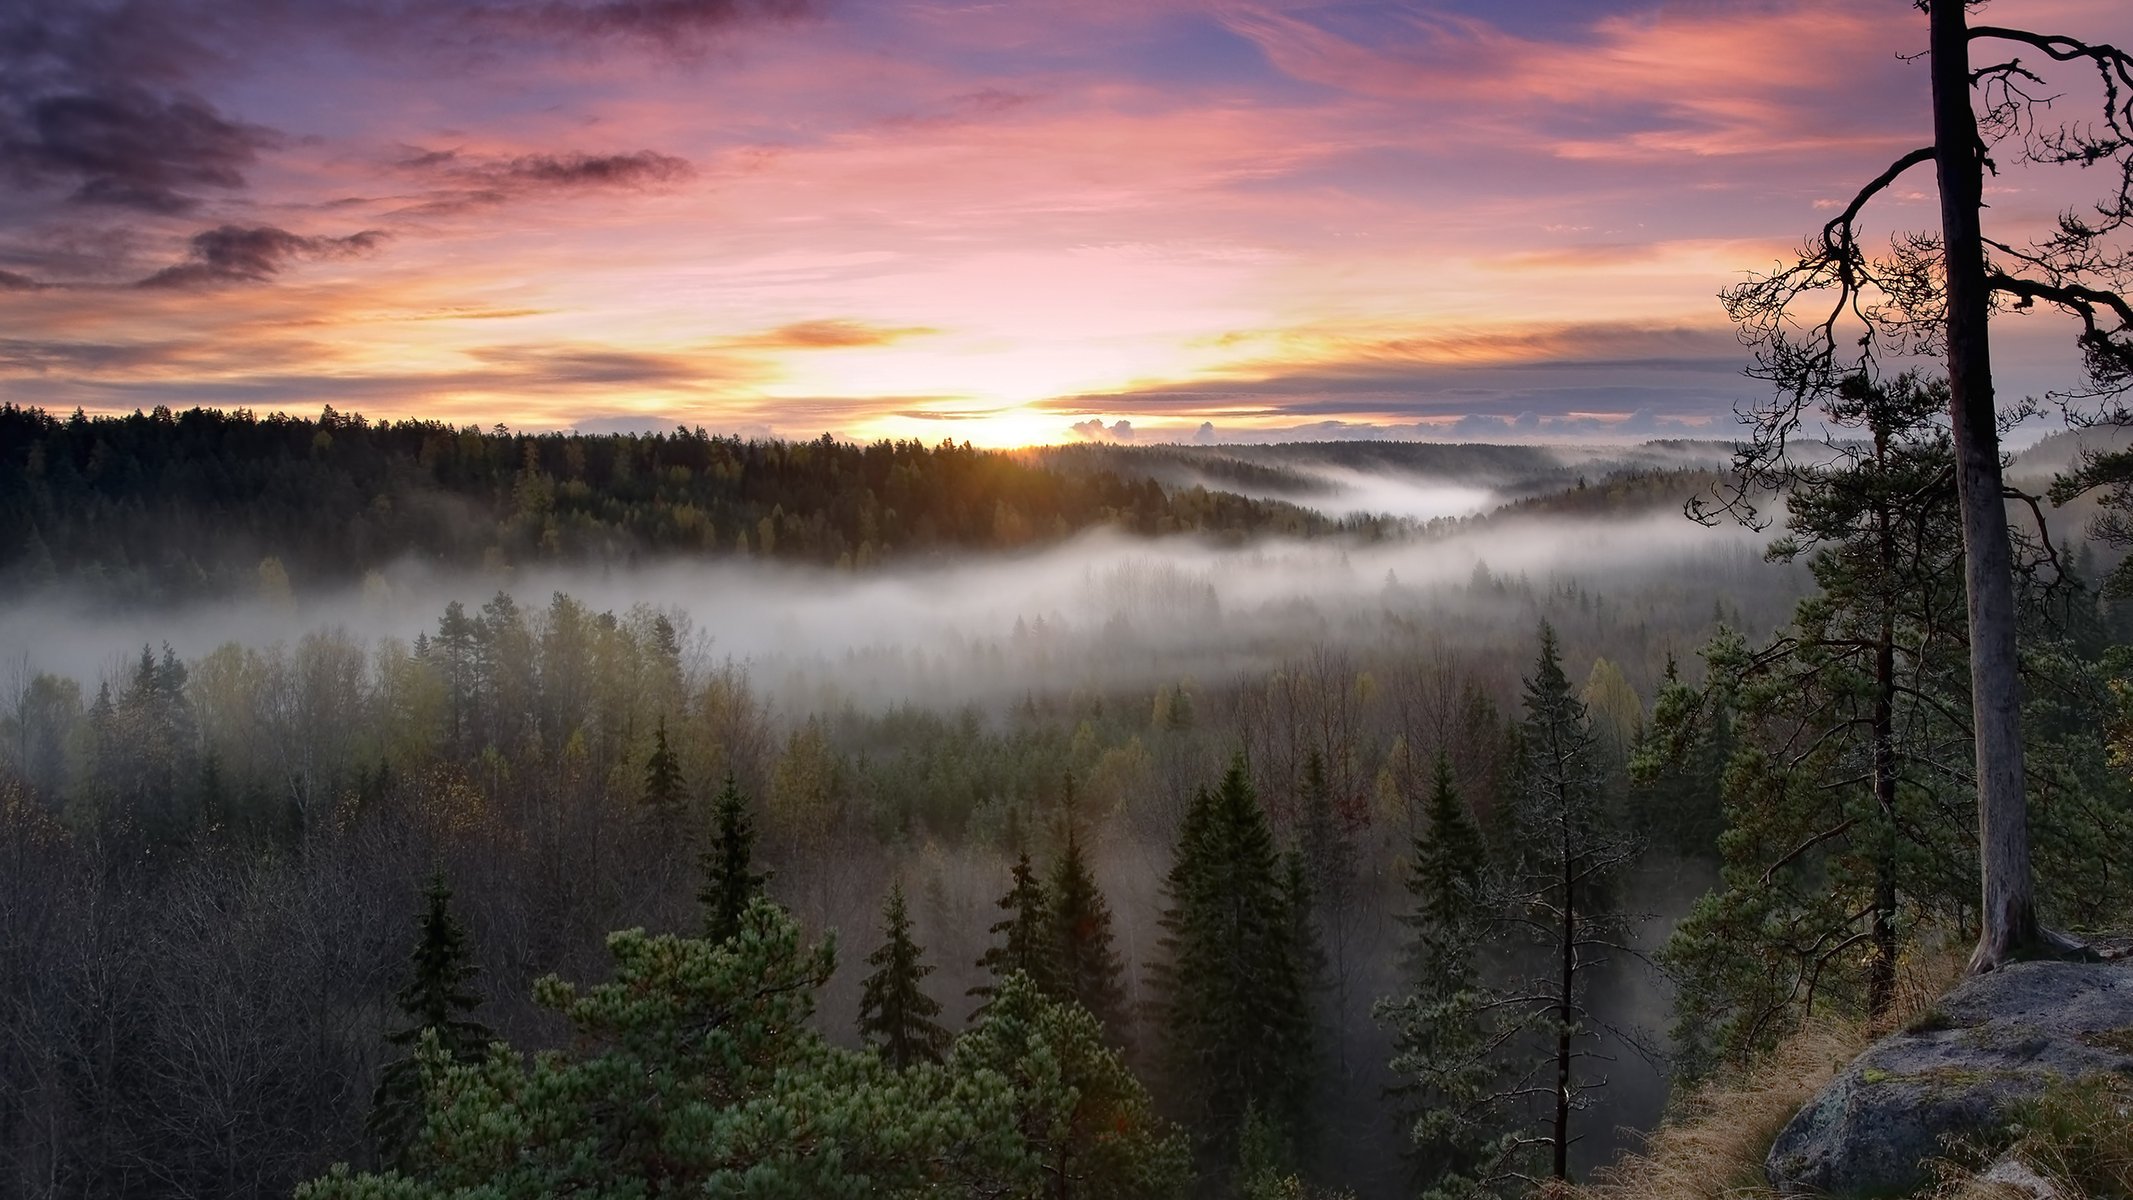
134;224;386;288
468;0;817;47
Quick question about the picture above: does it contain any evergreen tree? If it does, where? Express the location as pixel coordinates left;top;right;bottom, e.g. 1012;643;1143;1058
1657;376;1984;1074
641;715;686;820
1295;749;1358;1058
369;872;491;1166
1049;818;1129;1043
858;883;951;1069
1151;755;1316;1181
954;972;1192;1200
1626;655;1731;857
970;851;1053;1016
306;901;1042;1199
1405;751;1484;984
1503;623;1641;1181
699;773;769;943
1377;753;1522;1199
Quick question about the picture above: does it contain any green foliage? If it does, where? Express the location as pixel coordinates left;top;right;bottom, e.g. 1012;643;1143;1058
1659;377;1981;1074
1402;751;1486;988
859;884;952;1069
369;873;491;1168
971;851;1054;1015
1377;750;1528;1197
699;773;769;943
304;902;1194;1200
1490;621;1641;1180
1151;755;1318;1179
304;900;1025;1199
953;972;1191;1200
640;715;686;821
1626;654;1731;855
1048;821;1129;1043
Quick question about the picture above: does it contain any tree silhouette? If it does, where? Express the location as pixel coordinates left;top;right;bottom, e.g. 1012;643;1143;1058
641;715;685;821
699;773;769;943
369;873;490;1167
971;851;1053;1018
857;883;951;1069
1714;0;2131;971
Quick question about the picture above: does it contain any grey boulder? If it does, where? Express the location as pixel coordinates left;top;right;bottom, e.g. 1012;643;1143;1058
1766;958;2133;1198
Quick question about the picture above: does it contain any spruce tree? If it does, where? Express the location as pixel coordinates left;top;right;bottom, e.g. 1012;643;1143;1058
857;883;951;1069
1506;622;1640;1181
641;715;686;821
1048;819;1129;1043
370;872;491;1167
1296;749;1358;1045
1403;750;1485;989
1151;755;1316;1180
698;773;768;943
1377;753;1521;1198
969;851;1053;1017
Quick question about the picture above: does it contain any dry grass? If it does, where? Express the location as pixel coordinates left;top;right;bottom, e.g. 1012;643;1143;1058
1933;1075;2133;1200
1563;945;1969;1200
1566;1020;1864;1200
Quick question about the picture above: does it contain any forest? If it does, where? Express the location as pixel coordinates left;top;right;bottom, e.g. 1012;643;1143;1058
5;382;2133;1200
0;404;1388;604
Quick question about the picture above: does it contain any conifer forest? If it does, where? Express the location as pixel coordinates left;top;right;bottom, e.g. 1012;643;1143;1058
5;1;2133;1197
6;401;2133;1199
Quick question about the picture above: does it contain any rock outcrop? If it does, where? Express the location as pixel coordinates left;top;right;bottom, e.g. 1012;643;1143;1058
1766;957;2133;1197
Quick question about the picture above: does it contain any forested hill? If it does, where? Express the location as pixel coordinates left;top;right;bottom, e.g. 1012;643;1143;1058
0;405;1382;604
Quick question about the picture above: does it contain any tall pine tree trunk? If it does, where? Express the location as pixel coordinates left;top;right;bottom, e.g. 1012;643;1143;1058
1554;808;1572;1181
1871;607;1899;1015
1869;473;1899;1014
1928;0;2042;974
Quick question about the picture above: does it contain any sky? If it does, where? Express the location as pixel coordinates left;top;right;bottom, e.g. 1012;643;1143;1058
0;0;2123;446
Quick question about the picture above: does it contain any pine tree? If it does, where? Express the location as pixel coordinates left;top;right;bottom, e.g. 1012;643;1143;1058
698;773;768;943
370;872;491;1166
1049;818;1129;1043
1151;755;1316;1180
857;883;951;1069
1627;655;1731;857
641;715;685;821
1658;375;1985;1073
953;972;1192;1199
970;851;1053;1016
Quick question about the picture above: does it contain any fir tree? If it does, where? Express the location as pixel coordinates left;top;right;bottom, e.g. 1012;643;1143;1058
641;715;686;820
970;851;1053;1016
1048;816;1129;1043
698;773;769;943
370;872;491;1167
1151;755;1317;1180
857;883;951;1069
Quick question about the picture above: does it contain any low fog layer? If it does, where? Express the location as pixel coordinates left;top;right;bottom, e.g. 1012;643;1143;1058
3;509;1786;711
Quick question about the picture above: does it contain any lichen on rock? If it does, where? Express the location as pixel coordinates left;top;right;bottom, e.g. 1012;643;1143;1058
1766;959;2133;1198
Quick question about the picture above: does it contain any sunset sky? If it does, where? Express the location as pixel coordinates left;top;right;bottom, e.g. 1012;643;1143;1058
1;0;2122;446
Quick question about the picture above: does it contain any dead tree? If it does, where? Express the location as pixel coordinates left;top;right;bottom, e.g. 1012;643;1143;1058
1711;0;2132;972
